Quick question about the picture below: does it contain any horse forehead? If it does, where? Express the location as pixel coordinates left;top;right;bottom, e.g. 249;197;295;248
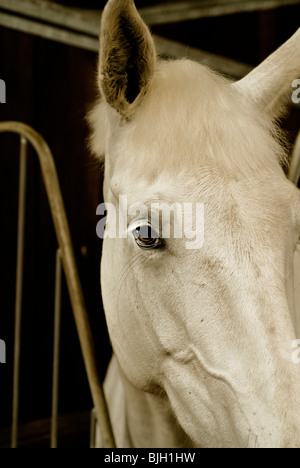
113;170;299;253
112;169;295;215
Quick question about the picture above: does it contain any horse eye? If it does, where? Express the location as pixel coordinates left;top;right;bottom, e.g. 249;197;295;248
132;225;163;249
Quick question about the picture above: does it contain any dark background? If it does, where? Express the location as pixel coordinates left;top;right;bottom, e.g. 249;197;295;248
0;0;300;447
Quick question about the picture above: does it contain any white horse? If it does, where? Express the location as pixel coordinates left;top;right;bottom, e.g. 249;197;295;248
89;0;300;448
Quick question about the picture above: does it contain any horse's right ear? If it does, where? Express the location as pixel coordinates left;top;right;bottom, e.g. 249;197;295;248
99;0;156;118
234;28;300;120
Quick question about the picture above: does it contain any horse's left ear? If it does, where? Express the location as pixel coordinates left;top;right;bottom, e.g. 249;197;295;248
234;28;300;120
99;0;156;118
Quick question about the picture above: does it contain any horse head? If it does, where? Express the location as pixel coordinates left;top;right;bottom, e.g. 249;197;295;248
90;0;300;448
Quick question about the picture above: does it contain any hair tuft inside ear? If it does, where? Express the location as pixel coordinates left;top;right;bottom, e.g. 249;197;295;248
99;0;156;117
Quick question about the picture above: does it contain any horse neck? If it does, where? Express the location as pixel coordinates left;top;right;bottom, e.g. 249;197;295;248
104;355;194;448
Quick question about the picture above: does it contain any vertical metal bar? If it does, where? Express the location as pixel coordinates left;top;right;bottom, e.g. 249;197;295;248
11;136;28;449
288;131;300;185
51;249;62;449
90;408;97;449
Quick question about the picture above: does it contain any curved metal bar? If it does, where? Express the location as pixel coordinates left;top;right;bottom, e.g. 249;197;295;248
0;121;115;448
288;130;300;185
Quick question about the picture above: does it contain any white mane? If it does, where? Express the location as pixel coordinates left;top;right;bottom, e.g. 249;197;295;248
89;59;286;180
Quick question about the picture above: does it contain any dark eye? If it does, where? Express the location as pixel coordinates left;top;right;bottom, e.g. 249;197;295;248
132;225;163;249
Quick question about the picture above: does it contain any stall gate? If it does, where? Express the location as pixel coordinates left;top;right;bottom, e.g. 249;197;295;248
1;120;300;449
0;121;115;449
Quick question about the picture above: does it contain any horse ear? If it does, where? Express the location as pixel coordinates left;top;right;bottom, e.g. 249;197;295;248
99;0;156;118
234;28;300;120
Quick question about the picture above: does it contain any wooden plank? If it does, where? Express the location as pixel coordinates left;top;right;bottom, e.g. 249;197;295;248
0;0;101;36
154;35;252;78
0;10;252;79
139;0;300;25
1;0;300;34
0;11;99;52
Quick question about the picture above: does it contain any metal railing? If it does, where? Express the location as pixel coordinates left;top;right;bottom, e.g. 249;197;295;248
288;130;300;185
2;120;300;448
0;121;115;448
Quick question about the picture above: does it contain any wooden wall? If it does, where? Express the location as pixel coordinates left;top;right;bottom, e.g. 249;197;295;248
0;26;111;434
